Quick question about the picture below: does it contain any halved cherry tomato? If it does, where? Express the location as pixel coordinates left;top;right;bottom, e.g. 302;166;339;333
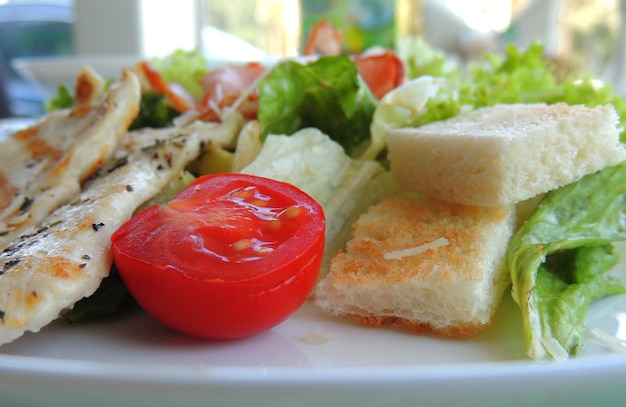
111;173;325;339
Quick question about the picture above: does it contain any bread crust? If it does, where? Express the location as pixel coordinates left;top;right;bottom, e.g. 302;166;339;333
356;314;490;338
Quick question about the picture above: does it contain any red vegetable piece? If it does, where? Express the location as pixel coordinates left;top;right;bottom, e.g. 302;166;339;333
353;51;405;99
111;173;325;339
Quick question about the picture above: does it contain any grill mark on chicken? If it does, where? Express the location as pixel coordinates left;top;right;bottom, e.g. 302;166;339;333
0;174;17;213
74;66;107;106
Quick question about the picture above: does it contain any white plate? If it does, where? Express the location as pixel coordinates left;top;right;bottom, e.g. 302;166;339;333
0;264;625;407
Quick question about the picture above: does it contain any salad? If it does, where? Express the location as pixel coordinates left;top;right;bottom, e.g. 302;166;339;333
49;21;626;361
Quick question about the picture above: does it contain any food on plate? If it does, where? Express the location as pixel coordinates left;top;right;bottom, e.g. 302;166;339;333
257;56;378;157
316;100;626;343
315;196;516;337
302;19;404;100
387;103;626;206
0;70;141;247
315;99;626;355
74;66;108;106
0;117;232;345
2;16;626;360
111;173;325;339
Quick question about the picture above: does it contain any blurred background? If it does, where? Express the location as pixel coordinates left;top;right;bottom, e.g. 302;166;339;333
0;0;624;118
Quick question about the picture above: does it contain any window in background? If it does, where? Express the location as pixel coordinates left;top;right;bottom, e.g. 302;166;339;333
559;0;622;78
0;0;74;116
200;0;300;59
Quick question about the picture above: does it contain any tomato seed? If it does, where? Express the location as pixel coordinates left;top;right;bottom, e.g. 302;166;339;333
233;189;253;199
232;239;252;251
267;220;282;232
281;206;301;219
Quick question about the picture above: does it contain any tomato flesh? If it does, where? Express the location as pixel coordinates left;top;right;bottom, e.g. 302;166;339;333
111;173;325;339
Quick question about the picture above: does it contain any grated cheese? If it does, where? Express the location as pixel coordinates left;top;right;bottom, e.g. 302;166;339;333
589;328;626;353
541;337;569;361
299;332;334;345
383;237;449;260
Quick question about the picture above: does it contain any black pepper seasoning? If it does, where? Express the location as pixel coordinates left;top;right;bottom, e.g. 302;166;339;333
92;222;105;231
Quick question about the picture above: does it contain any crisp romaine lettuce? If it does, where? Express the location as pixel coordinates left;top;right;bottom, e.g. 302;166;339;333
257;56;378;157
508;162;626;360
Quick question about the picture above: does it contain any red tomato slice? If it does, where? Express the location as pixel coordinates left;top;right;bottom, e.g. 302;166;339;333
111;173;325;339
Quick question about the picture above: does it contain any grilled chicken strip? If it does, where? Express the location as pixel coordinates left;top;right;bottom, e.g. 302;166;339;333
0;70;141;247
0;119;238;346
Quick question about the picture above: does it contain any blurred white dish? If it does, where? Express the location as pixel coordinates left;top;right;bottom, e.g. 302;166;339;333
11;55;141;99
0;117;35;140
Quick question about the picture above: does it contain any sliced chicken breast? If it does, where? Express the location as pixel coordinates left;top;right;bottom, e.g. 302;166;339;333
0;70;141;246
0;119;237;346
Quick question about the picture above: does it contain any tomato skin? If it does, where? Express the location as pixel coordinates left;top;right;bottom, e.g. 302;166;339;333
353;51;405;99
111;174;325;339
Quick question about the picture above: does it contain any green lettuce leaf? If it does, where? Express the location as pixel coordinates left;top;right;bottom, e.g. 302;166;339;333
45;83;75;112
397;36;460;81
149;49;209;99
129;92;180;130
508;162;626;360
257;56;378;156
62;267;134;323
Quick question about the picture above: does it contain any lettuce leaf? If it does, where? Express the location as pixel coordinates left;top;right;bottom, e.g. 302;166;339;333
129;92;180;130
150;49;209;99
257;56;378;156
363;75;449;160
45;83;75;112
508;162;626;360
398;36;460;81
62;267;133;323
